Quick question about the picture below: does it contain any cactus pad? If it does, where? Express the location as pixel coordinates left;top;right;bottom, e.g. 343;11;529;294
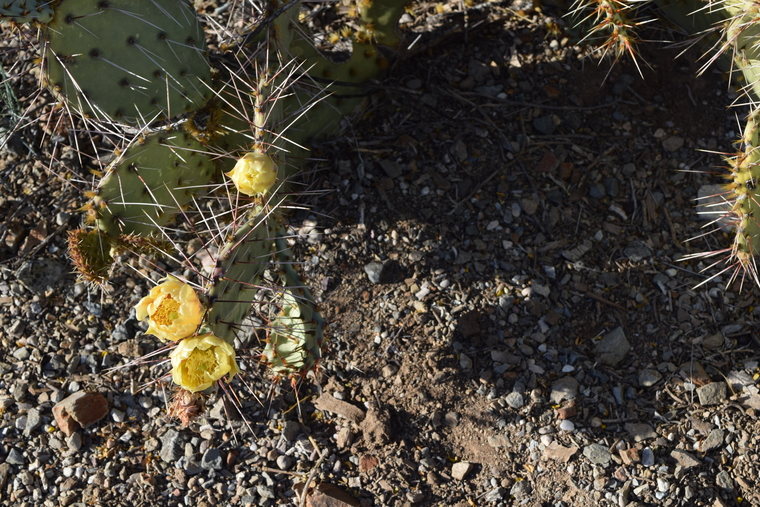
262;236;323;378
207;210;275;342
93;129;216;236
67;228;114;284
45;0;212;124
0;0;54;23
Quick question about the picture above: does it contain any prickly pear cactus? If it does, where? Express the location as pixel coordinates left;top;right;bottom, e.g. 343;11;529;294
45;0;212;124
262;235;324;377
0;0;54;23
91;129;216;236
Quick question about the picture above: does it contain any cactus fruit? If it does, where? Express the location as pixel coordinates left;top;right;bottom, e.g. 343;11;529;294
45;0;212;124
92;129;216;236
67;229;114;284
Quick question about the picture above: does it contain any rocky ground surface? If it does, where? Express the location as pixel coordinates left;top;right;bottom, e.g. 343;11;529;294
2;1;760;506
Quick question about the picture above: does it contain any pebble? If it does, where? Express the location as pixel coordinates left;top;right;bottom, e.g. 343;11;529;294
363;262;384;284
662;136;684;152
66;432;83;453
6;448;24;465
638;368;662;387
159;430;184;463
697;382;727;406
594;327;630;366
276;455;294;470
625;422;657;442
550;376;579;403
201;448;223;470
641;448;655;467
451;461;473;480
716;470;734;490
583;444;611;466
282;420;300;442
670;449;700;468
23;408;41;436
699;428;724;452
559;420;575;432
504;392;524;409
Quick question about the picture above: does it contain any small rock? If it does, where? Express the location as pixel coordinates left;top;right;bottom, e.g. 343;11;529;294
335;427;354;450
66;432;83;453
559;420;575;432
550;376;579;404
159;429;184;463
5;448;24;465
583;443;611;466
716;470;734;490
363;262;384;284
699;429;724;452
53;392;109;436
510;480;532;498
670;449;700;469
314;393;365;423
451;461;473;480
504;392;524;409
0;463;9;489
276;455;294;471
282;420;301;442
201;448;222;470
542;442;578;463
638;369;662;387
662;136;684;152
459;353;472;371
305;482;360;507
625;423;657;442
594;327;630;366
697;382;727;406
23;408;41;436
641;448;655;467
619;448;640;465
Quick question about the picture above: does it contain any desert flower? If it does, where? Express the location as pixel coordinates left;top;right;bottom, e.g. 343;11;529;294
170;334;239;392
226;152;277;196
135;276;203;342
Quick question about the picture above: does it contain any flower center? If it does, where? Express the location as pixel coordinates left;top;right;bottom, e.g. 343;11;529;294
186;349;218;385
152;295;180;326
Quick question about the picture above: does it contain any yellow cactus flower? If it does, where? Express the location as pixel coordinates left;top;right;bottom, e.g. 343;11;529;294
170;334;239;392
135;276;203;342
226;152;277;196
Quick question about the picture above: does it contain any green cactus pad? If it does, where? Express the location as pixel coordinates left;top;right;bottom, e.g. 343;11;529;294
0;0;55;23
730;109;760;261
67;228;113;284
207;209;275;342
94;129;216;236
262;235;323;377
45;0;212;124
356;0;408;47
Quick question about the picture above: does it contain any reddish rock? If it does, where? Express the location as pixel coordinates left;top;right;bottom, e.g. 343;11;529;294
53;392;109;436
313;393;365;424
555;401;577;420
306;483;360;507
359;454;379;473
619;447;640;465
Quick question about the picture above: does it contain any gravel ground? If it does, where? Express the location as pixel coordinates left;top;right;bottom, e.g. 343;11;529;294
2;2;760;506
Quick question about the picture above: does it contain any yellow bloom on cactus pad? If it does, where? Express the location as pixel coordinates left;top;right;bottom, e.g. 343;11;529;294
170;334;239;392
135;276;203;342
226;152;277;196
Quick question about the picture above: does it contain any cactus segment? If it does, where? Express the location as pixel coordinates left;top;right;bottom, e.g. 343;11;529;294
94;129;216;236
67;228;114;284
45;0;212;124
207;209;275;342
727;6;760;102
262;235;323;378
0;0;54;23
356;0;408;47
730;109;760;264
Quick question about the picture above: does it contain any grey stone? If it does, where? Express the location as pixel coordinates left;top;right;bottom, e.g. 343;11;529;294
5;447;24;465
201;448;222;470
12;347;29;361
641;448;655;467
583;443;611;466
276;455;294;470
0;463;9;489
364;262;384;284
700;429;724;452
159;430;184;463
550;376;579;404
716;470;734;490
67;432;83;453
510;480;532;497
623;242;652;262
23;408;41;436
15;259;65;293
662;136;684;152
697;382;727;406
638;369;662;387
670;449;700;468
451;461;473;480
282;420;300;442
532;115;556;135
504;392;524;409
594;327;630;366
625;423;657;442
